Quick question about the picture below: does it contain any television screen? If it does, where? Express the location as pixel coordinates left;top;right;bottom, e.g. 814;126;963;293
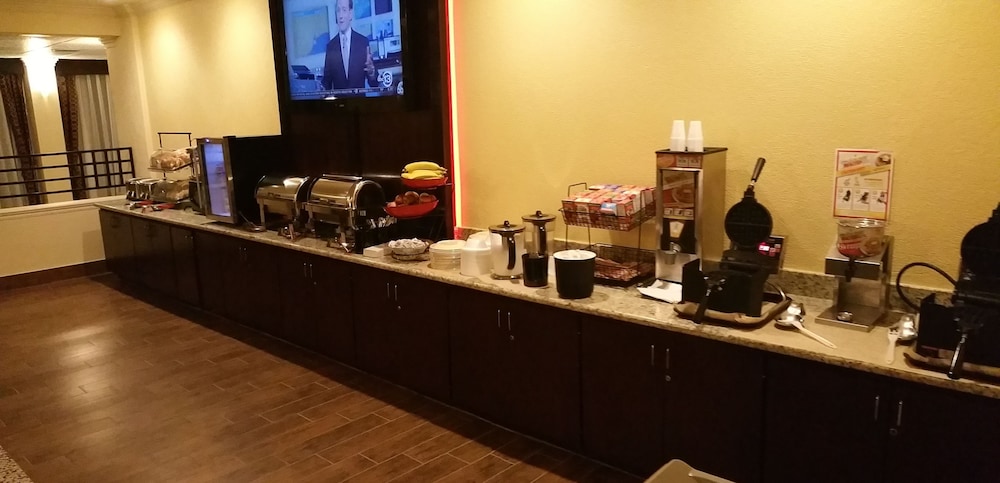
283;0;404;101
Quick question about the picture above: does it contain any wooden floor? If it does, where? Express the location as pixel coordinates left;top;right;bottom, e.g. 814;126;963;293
0;276;639;483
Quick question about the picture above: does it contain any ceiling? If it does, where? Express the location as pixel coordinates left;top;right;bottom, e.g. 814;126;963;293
0;0;160;60
0;34;108;60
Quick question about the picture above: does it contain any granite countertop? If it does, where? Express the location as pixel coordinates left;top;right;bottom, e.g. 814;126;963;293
96;201;1000;400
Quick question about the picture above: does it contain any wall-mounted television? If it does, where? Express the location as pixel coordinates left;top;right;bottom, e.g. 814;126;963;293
279;0;406;103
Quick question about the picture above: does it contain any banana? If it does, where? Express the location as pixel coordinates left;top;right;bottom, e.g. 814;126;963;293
402;169;445;180
403;161;444;173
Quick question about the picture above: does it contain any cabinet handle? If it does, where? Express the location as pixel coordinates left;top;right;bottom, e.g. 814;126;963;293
650;345;656;367
664;348;671;371
873;395;880;422
386;282;391;300
309;263;314;279
895;400;904;427
507;311;512;332
303;262;308;278
497;309;501;329
394;284;398;302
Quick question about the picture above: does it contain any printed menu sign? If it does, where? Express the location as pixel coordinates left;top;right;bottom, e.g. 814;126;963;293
833;149;893;220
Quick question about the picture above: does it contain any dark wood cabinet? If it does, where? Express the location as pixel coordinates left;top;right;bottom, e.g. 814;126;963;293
353;265;450;401
765;354;1000;483
451;288;581;450
581;315;763;481
581;315;664;476
98;210;136;281
278;250;355;362
763;355;886;483
194;231;231;316
885;380;1000;483
169;226;199;307
130;217;176;297
224;240;281;333
193;232;280;331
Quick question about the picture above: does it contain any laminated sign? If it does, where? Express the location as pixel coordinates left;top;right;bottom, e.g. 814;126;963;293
833;149;893;220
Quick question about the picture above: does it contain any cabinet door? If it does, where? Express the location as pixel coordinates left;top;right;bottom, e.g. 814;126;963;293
170;226;199;306
763;355;886;483
236;242;281;333
505;298;581;450
195;231;233;317
131;218;176;296
279;249;316;346
311;257;355;362
353;266;399;379
449;288;509;421
663;334;763;483
393;274;450;401
99;210;135;280
886;381;1000;483
581;315;665;476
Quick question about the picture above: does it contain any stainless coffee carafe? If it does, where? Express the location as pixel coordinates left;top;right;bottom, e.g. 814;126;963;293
521;211;555;287
489;221;526;279
522;210;556;256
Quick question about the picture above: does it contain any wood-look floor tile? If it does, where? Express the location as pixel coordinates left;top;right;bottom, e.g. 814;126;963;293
0;277;637;483
404;416;494;463
305;453;378;482
390;453;467;482
277;412;390;464
317;412;425;464
448;427;519;464
435;454;514;483
342;453;421;482
485;451;562;483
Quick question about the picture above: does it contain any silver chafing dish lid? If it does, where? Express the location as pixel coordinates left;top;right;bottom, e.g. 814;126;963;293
306;175;384;211
255;175;311;203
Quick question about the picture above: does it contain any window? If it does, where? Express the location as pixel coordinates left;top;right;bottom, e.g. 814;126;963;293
0;58;41;208
56;59;125;200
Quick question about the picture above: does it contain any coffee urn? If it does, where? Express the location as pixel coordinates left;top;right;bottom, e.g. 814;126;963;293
655;147;728;282
489;221;526;280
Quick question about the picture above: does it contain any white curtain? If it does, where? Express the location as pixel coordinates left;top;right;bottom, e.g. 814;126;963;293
0;97;28;208
74;74;121;198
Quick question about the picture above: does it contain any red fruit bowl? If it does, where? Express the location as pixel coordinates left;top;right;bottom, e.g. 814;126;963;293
401;177;448;189
385;200;438;219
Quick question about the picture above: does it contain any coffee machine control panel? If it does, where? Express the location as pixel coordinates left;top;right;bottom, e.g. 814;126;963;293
722;235;786;274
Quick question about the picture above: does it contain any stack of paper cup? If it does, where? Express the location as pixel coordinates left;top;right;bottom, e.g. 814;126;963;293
687;121;704;152
670;120;686;152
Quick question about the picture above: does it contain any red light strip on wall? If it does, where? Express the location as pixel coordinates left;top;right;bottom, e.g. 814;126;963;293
446;0;463;232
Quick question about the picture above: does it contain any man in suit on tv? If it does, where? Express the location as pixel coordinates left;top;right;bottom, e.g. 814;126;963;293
322;0;379;91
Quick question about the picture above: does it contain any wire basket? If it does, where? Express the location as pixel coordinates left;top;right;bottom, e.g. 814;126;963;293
590;243;655;287
561;203;655;231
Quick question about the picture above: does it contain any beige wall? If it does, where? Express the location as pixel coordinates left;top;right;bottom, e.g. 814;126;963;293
0;203;108;277
452;0;1000;290
136;0;281;152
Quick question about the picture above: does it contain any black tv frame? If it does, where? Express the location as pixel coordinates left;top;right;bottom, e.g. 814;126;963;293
268;0;418;117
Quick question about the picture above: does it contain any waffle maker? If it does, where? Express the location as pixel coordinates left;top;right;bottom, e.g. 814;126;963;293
911;203;1000;380
682;158;777;323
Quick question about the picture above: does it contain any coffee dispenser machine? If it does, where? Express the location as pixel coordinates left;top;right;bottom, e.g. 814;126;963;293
522;211;555;287
655;147;728;282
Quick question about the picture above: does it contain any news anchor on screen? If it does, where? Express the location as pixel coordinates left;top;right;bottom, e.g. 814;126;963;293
322;0;378;90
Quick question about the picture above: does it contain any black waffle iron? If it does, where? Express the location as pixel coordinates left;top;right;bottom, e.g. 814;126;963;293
915;203;1000;380
682;158;774;323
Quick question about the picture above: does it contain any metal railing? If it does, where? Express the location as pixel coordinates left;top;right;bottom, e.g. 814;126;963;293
0;147;135;202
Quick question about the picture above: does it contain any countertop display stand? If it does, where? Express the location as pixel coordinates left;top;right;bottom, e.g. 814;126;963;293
560;182;656;287
144;131;194;208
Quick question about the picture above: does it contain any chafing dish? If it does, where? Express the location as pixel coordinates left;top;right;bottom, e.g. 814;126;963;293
304;175;388;252
126;178;160;201
254;175;312;229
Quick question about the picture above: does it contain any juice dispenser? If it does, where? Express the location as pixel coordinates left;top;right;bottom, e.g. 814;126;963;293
655;147;728;282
